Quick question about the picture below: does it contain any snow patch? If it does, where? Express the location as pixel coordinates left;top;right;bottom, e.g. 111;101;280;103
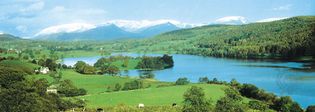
215;16;247;24
35;23;96;36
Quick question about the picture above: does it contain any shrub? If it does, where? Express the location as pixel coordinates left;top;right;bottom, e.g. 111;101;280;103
175;77;190;85
182;86;213;112
248;101;268;111
306;105;315;112
122;80;144;90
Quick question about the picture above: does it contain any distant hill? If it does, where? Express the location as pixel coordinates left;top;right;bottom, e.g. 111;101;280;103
0;34;20;41
136;22;180;37
34;23;180;41
122;16;315;59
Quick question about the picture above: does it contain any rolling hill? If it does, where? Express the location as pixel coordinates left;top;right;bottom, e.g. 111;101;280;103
0;33;20;41
122;16;315;59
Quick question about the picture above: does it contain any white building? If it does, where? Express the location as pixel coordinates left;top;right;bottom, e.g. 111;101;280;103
35;67;50;74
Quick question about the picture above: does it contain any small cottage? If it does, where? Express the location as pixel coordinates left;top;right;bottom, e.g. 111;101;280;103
35;67;50;74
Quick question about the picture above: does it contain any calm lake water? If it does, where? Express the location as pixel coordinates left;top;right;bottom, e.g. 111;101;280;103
63;53;315;108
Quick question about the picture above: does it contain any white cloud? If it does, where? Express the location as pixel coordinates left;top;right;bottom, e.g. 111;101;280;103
256;17;288;23
273;4;292;11
35;23;96;36
16;25;28;33
20;1;45;12
215;16;247;24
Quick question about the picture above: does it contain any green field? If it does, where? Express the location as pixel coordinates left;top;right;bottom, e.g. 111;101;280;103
29;69;236;108
30;69;167;94
79;84;227;108
0;60;40;74
0;60;39;68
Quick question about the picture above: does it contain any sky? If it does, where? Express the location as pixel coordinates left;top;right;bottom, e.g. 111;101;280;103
0;0;314;37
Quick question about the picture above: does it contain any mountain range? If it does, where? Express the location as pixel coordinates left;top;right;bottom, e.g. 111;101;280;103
33;22;181;41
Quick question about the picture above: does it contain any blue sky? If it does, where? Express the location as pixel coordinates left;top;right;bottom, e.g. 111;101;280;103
0;0;314;37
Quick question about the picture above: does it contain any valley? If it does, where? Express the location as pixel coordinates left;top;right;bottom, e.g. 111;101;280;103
0;16;315;112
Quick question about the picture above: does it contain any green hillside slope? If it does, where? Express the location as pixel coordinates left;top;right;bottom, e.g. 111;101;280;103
125;16;315;59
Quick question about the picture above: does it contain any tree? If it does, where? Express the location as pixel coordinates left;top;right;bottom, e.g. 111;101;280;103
33;78;49;96
114;83;122;91
0;66;26;89
161;54;174;68
100;64;120;75
198;77;209;83
58;79;87;97
175;77;190;85
182;86;212;112
122;80;144;90
0;66;69;112
74;61;86;73
272;96;303;112
74;61;96;74
215;88;246;112
94;57;109;68
248;101;268;111
230;78;241;88
239;84;260;98
306;105;315;112
209;78;219;84
82;65;96;74
43;59;58;71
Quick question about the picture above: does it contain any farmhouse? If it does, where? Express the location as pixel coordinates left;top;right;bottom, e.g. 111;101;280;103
35;67;50;74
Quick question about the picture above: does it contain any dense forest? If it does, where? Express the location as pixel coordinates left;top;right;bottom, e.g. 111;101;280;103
111;16;315;59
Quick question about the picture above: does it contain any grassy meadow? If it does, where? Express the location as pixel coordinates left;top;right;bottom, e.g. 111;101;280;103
29;69;237;109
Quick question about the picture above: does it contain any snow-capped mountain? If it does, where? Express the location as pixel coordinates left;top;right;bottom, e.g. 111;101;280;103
33;20;193;41
102;19;190;32
214;16;247;25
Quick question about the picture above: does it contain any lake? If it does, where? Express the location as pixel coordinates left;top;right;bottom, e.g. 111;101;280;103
63;53;315;108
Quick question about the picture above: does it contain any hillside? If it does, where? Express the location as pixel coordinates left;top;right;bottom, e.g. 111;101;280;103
0;34;20;41
121;16;315;59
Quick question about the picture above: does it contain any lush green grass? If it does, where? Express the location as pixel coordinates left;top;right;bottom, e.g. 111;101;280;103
0;60;39;68
111;59;140;70
79;84;227;108
30;69;251;109
0;60;39;74
30;69;166;94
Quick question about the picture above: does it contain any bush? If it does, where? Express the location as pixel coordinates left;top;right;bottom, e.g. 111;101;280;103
175;77;190;85
122;80;144;90
215;88;246;112
248;101;268;111
100;64;120;75
74;61;96;74
198;77;209;83
271;96;303;112
58;80;87;97
114;83;122;91
306;105;315;112
182;86;213;112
